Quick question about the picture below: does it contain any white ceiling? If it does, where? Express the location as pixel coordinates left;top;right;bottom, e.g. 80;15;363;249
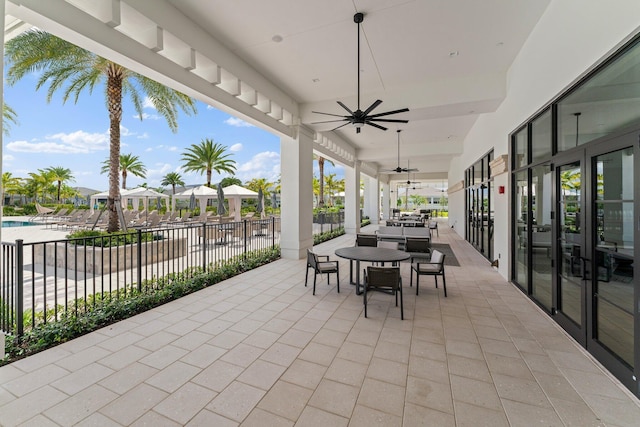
5;0;551;184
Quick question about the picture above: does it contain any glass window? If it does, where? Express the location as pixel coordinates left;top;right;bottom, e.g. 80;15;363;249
531;164;553;311
513;127;528;168
531;110;552;162
558;39;640;151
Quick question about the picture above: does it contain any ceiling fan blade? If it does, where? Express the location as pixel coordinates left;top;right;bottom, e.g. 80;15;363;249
311;111;349;118
366;122;388;131
336;101;354;115
368;107;410;118
330;122;352;132
311;119;349;124
362;99;383;116
370;118;409;123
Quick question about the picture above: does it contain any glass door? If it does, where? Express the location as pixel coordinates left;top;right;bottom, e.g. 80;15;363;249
555;158;586;343
586;137;636;392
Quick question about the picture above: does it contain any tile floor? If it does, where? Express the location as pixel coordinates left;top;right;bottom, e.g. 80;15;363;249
1;221;639;426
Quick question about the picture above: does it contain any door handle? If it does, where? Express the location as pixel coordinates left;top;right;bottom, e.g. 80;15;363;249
580;257;590;280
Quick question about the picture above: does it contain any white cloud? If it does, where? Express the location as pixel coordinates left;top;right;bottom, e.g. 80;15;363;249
137;132;150;139
147;163;173;178
168;146;178;152
236;151;280;181
224;117;253;128
145;147;153;152
143;97;155;109
8;130;109;154
3;154;14;163
229;143;243;152
133;112;161;120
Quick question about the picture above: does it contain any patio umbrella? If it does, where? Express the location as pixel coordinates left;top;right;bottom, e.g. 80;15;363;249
257;188;265;219
271;191;277;209
217;183;226;216
189;192;196;210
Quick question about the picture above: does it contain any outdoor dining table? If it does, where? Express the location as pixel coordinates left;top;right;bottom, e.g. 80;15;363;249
335;246;410;295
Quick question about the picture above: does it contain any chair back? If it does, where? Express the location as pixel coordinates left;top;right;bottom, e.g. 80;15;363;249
366;266;401;290
377;241;399;250
405;237;430;254
307;249;318;269
430;250;445;270
356;234;378;247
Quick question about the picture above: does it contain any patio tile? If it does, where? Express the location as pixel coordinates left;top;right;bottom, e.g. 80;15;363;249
295;406;348;427
406;376;454;414
145;360;200;393
280;359;327;390
99;383;169;425
298;342;338;366
185;409;238;426
324;357;368;387
257;380;313;420
139;345;189;370
356;378;405;417
130;411;182;427
191;360;244;392
453;401;509;427
3;364;70;397
153;382;217;425
98;345;151;370
260;342;301;367
365;357;408;386
501;398;564;427
220;343;264;368
373;340;410;364
308;379;359;418
349;404;402;427
277;328;315;348
0;386;68;427
242;408;294;427
450;374;502;411
206;381;265;422
403;403;455;427
236;359;287;390
51;362;114;395
99;362;158;395
44;384;118;426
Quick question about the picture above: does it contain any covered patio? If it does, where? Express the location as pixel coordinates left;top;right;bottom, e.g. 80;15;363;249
1;222;638;426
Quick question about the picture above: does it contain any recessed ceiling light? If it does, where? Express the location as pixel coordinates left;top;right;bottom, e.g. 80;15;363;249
496;42;504;47
449;51;459;57
312;78;320;83
272;34;283;43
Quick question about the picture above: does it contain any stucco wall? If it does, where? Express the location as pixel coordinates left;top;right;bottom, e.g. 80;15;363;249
449;0;640;279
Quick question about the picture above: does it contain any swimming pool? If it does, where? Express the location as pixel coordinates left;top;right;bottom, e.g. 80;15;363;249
1;220;40;228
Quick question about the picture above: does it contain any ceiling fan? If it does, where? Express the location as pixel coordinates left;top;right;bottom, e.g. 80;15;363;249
384;130;419;173
312;12;409;134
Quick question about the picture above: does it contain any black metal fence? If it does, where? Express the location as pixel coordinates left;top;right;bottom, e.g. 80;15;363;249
0;217;280;336
313;210;345;234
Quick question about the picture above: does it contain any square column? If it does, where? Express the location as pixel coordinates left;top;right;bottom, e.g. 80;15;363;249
364;176;380;224
343;161;360;235
280;126;314;259
381;181;391;220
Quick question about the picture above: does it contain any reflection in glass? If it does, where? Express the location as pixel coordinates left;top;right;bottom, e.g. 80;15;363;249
558;39;640;152
514;128;528;169
532;110;552;162
594;148;634;368
514;171;528;289
558;162;582;325
531;164;553;311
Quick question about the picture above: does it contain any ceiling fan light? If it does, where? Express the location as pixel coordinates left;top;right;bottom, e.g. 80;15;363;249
354;121;364;129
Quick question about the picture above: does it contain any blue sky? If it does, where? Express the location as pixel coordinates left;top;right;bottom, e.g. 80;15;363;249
2;74;342;192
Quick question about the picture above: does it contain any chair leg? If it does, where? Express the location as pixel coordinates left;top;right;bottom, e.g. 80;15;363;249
305;267;309;287
336;268;340;293
363;286;368;318
434;277;438;289
442;273;447;297
313;272;317;295
399;285;404;320
410;267;414;287
416;274;420;296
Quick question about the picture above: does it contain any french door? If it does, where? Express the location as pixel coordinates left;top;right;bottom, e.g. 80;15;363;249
552;130;637;392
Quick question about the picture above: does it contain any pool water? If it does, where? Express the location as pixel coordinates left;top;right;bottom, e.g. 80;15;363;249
1;220;40;228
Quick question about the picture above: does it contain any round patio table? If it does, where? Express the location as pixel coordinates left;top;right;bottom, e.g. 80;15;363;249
335;246;410;295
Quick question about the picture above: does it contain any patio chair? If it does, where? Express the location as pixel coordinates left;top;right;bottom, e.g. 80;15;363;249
428;221;438;237
363;266;403;320
405;237;431;263
410;249;447;297
356;233;378;247
376;241;400;266
305;249;340;296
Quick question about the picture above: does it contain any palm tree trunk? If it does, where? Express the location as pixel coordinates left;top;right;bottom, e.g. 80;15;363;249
107;66;123;232
57;181;62;203
207;169;212;187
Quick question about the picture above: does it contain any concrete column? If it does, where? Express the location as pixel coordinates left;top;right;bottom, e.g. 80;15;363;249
365;176;380;224
344;162;361;235
381;181;390;220
362;177;371;219
280;126;314;259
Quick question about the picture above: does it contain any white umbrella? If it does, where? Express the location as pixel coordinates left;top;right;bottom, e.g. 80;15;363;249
172;185;217;212
222;184;259;221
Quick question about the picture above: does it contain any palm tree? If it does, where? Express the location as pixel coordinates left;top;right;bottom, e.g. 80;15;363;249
312;177;320;207
45;166;75;203
2;172;22;205
100;153;147;190
219;176;243;188
26;169;56;202
181;139;236;187
160;172;185;195
5;30;197;232
245;178;273;197
314;154;334;208
3;103;18;136
323;173;342;207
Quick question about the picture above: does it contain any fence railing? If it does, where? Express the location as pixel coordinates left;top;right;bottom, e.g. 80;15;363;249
0;217;280;336
313;210;345;234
